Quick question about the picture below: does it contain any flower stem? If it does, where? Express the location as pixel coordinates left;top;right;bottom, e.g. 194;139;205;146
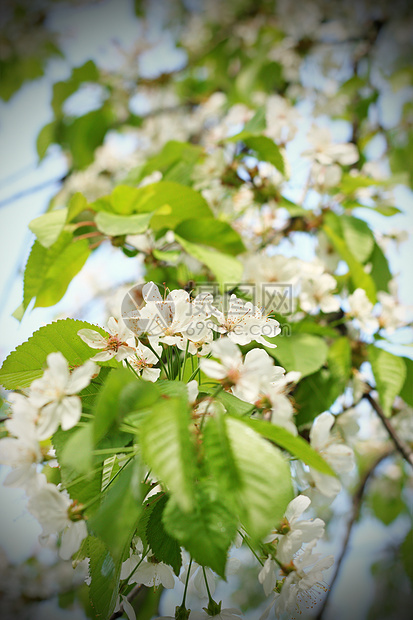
182;558;193;607
240;531;264;567
202;566;214;602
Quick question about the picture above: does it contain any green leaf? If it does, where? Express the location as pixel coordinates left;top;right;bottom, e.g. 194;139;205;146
213;390;254;417
0;318;117;390
339;173;391;194
401;529;413;586
163;479;238;578
400;357;413;407
175;234;243;287
327;337;352;384
53;428;102;511
97;182;213;230
203;413;243;497
175;218;245;256
265;333;328;378
37;121;57;160
139;396;197;511
370;488;405;525
61;424;93;474
64;107;113;170
93;369;160;444
243;106;266;133
139;140;203;184
88;458;142;563
223;416;293;541
243;135;285;175
67;192;89;222
52;60;100;117
370;242;392;294
340;215;375;264
95;211;153;236
323;223;376;303
374;205;402;216
146;494;182;575
368;346;406;416
87;536;121;620
22;232;90;310
294;338;352;427
239;418;336;476
29;208;68;248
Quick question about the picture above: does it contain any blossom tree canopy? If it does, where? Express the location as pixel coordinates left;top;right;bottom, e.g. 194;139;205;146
0;1;412;619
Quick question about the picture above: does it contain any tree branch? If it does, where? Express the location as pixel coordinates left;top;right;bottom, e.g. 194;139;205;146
363;392;413;468
316;448;393;620
109;584;144;620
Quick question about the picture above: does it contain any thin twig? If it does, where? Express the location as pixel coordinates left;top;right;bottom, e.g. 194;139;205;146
363;392;413;468
316;448;393;620
0;175;65;208
109;584;144;620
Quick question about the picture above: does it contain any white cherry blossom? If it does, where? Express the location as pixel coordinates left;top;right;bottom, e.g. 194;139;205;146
347;288;379;334
78;317;136;362
126;340;162;382
377;291;406;333
200;338;276;403
124;282;213;350
308;412;355;497
264;495;325;564
29;352;98;439
121;554;175;589
303;125;359;166
211;295;280;348
179;559;216;598
0;394;42;491
265;94;300;143
299;273;340;314
260;541;333;619
253;367;300;435
27;482;87;560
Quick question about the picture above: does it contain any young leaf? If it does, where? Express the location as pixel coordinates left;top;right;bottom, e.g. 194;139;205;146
163;479;238;579
368;346;406;416
0;318;117;390
95;211;153;236
139;396;197;511
29;208;68;248
22;232;90;311
146;494;182;575
98;181;213;229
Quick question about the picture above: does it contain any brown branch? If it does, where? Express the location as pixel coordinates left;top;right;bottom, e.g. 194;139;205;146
363;392;413;468
109;584;144;620
316;448;393;620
